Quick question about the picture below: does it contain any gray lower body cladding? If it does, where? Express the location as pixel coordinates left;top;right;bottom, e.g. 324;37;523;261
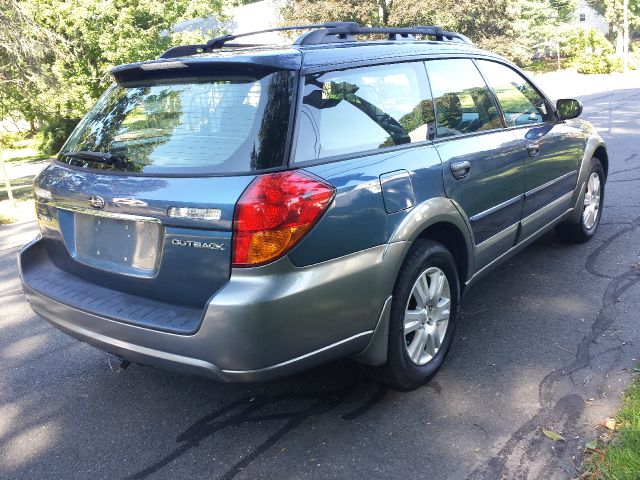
19;237;409;382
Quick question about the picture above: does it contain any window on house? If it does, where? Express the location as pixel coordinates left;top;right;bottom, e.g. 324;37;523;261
580;13;586;22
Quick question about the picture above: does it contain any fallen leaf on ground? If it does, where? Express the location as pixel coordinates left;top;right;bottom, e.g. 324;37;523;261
542;428;566;442
604;418;616;431
585;439;598;450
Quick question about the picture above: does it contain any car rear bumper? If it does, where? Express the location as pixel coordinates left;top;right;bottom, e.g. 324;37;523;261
19;236;408;382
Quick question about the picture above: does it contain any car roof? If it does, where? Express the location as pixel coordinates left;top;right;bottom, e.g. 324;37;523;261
295;40;495;72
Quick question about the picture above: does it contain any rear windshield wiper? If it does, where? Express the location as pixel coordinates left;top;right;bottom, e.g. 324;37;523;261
61;151;125;168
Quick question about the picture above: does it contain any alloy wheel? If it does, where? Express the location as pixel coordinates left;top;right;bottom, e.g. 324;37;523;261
583;172;601;230
403;267;451;366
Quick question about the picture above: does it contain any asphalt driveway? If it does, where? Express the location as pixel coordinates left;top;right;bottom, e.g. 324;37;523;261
1;80;640;479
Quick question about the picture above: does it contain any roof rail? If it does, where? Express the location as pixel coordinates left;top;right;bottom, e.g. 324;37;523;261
294;23;473;46
159;22;473;59
160;23;343;59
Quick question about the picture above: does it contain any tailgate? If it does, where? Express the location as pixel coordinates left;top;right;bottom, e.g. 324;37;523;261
33;162;254;308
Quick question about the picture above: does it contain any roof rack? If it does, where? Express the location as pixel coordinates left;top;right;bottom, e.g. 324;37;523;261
160;22;473;59
294;23;473;46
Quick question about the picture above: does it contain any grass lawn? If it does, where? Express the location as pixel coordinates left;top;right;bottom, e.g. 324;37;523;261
586;376;640;479
0;133;44;223
2;136;49;163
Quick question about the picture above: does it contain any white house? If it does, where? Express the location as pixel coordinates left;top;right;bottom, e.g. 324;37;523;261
573;0;609;35
170;0;287;44
225;0;287;43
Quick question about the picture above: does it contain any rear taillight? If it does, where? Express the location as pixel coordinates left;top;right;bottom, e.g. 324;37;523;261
232;171;335;267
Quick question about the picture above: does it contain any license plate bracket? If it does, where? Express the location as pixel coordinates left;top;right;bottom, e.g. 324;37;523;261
73;213;161;277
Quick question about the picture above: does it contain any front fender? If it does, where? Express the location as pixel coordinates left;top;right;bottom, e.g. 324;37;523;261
569;129;607;223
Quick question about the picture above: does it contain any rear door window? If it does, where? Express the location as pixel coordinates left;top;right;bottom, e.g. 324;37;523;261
59;71;295;175
425;59;503;138
294;63;435;163
476;60;552;127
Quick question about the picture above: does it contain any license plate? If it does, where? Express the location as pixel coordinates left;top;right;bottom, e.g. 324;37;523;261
73;213;161;277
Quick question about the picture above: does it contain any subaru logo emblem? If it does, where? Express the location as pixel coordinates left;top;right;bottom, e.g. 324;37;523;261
89;195;105;209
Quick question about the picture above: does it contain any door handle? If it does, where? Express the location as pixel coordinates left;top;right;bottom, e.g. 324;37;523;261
527;144;541;157
451;161;471;179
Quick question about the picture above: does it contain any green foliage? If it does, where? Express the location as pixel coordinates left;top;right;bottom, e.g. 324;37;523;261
0;132;48;163
510;0;577;55
573;54;624;73
573;55;609;73
281;0;594;65
38;116;81;154
1;0;225;154
0;131;22;149
560;27;614;57
585;377;640;479
587;0;640;51
281;0;521;62
0;0;65;130
26;0;225;119
0;0;63;84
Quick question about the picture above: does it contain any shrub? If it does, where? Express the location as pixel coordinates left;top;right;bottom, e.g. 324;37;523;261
573;54;625;74
0;131;23;149
38;117;80;155
561;27;614;58
605;55;624;72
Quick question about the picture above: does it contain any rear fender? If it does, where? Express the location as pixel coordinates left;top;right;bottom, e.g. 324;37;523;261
389;197;475;281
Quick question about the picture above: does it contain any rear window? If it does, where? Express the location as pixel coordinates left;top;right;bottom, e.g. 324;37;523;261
59;71;295;175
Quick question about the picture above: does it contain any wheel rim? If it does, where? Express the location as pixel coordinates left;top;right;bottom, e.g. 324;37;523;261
582;172;601;230
403;266;451;366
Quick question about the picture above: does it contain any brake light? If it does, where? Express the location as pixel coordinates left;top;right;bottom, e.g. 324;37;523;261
232;171;335;267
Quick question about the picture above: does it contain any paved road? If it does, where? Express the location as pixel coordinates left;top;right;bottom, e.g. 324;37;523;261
1;84;640;480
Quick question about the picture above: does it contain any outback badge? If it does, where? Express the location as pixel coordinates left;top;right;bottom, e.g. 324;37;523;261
171;238;225;251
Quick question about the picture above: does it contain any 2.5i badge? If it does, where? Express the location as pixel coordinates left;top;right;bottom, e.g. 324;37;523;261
171;239;225;251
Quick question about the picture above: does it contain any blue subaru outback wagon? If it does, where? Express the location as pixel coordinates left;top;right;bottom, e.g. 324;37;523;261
19;23;607;390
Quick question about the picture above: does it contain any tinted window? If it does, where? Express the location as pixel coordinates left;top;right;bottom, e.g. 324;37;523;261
425;59;502;138
477;61;552;127
60;71;295;175
295;63;435;162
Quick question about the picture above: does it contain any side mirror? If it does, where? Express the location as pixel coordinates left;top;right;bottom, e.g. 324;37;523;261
556;99;583;120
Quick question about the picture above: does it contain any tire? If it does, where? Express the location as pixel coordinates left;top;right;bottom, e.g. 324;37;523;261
363;240;460;390
555;158;605;243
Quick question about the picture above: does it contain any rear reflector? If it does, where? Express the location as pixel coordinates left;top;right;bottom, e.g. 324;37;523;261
34;187;52;201
167;207;222;221
232;171;335;267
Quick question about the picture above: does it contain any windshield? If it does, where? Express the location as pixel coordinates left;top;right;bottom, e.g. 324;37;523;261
59;71;295;175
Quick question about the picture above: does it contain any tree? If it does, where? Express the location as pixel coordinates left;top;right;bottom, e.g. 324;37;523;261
588;0;639;52
0;0;65;131
510;0;577;56
281;0;521;62
2;0;226;152
30;0;225;116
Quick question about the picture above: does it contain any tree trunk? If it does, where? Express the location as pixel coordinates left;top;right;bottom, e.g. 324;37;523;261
0;154;15;208
615;25;623;55
378;0;393;25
